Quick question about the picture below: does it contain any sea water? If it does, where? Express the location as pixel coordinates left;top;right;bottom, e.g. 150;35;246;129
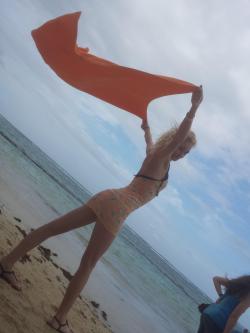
0;114;217;333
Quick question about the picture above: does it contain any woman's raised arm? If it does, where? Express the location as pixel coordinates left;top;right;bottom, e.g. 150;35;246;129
161;86;203;157
213;276;229;297
141;119;154;155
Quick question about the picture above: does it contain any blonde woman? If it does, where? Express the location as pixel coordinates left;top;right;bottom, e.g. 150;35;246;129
197;275;250;333
0;86;203;333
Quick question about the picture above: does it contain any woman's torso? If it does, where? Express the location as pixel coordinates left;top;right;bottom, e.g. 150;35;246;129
137;150;170;180
120;151;170;207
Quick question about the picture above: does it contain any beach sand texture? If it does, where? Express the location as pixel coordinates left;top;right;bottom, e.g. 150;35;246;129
0;211;113;333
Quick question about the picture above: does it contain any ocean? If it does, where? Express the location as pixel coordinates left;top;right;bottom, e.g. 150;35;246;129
0;113;217;333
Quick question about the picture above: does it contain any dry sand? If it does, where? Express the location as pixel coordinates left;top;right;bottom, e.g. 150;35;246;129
0;210;113;333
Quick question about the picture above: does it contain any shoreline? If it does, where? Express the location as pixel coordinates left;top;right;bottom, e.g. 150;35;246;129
0;208;113;333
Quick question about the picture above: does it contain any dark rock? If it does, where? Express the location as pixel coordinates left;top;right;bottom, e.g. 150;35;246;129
91;301;100;309
50;260;73;282
60;267;73;281
20;254;32;263
101;311;107;321
15;225;27;237
14;217;22;223
33;256;44;264
52;262;59;269
38;245;52;261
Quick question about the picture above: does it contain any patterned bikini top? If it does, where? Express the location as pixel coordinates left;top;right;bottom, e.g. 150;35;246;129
134;163;170;196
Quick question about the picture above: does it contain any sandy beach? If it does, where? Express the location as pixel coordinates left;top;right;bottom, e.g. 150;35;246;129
0;209;113;333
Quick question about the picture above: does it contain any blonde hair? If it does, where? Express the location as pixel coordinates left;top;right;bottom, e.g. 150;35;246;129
152;126;197;154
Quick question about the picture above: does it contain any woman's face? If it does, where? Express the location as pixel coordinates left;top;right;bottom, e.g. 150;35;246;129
171;141;193;161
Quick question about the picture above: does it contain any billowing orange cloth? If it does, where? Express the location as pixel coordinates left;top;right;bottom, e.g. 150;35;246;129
32;12;197;119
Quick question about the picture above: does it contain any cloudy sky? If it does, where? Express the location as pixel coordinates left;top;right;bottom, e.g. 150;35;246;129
1;0;250;325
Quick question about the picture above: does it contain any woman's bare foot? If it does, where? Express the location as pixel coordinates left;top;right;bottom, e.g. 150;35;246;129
0;262;21;291
47;316;73;333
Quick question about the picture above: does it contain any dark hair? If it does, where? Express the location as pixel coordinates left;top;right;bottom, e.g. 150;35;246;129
225;275;250;299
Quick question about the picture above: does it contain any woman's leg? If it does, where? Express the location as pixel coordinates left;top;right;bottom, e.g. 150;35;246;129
49;221;115;330
0;205;96;288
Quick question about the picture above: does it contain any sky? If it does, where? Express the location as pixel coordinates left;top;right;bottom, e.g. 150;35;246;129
1;0;250;326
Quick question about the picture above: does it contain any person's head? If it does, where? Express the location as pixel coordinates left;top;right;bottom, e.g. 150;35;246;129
153;127;197;161
171;132;197;161
225;275;250;300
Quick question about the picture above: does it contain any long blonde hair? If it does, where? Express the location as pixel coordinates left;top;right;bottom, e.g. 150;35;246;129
152;126;197;154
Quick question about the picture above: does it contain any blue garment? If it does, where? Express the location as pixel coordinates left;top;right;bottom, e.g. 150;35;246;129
204;294;240;329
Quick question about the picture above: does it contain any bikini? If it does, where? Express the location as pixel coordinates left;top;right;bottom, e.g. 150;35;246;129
135;164;170;196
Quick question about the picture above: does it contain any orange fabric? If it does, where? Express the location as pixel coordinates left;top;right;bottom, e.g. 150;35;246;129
32;12;197;120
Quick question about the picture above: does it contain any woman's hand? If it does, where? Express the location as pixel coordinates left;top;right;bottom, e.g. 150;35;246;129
215;296;223;304
141;119;149;131
191;85;203;108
